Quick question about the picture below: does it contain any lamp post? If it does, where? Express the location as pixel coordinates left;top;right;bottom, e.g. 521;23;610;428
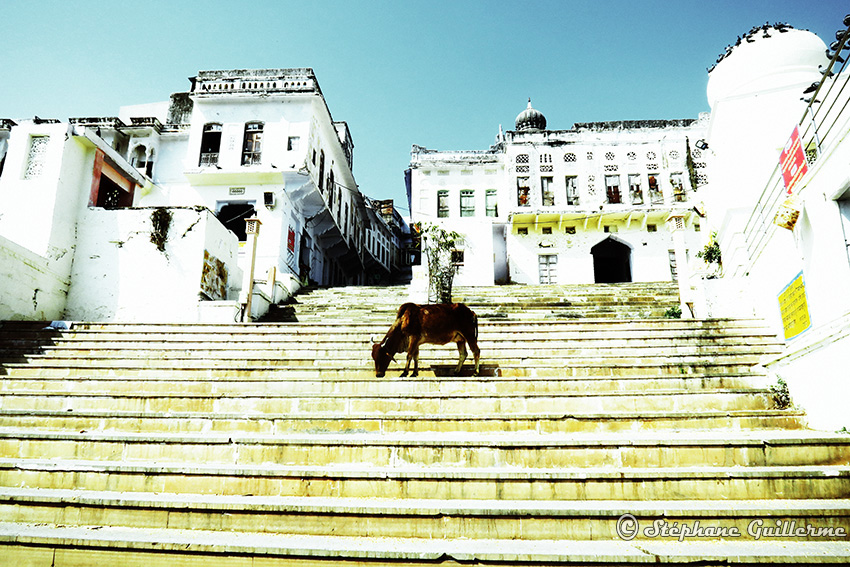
243;217;262;322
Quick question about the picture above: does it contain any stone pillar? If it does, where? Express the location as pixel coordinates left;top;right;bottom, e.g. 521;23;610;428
243;218;262;322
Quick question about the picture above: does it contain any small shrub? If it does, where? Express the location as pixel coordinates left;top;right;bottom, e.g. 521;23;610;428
697;232;722;266
150;208;172;253
664;305;682;319
769;377;793;410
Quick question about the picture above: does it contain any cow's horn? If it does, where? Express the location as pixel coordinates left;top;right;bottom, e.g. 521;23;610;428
370;335;379;344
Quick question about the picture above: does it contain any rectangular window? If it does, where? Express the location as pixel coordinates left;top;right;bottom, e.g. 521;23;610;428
517;177;530;207
287;136;300;151
24;135;50;179
628;174;643;205
460;189;475;217
671;172;686;202
605;175;621;204
565;176;579;205
542;226;552;234
485;189;498;217
648;174;663;204
437;190;449;218
199;124;222;167
242;122;263;165
451;249;465;265
318;150;325;192
517;227;528;235
541;176;554;206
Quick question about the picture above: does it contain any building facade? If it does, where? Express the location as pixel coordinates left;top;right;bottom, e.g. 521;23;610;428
407;102;709;294
0;69;403;322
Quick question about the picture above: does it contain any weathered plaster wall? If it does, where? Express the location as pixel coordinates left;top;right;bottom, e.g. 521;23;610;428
0;235;68;320
505;223;702;285
65;207;240;322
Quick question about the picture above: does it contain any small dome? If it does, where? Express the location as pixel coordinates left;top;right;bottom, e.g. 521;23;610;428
515;99;547;131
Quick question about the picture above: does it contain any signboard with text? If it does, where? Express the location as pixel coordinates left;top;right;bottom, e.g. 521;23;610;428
778;271;811;340
779;125;808;195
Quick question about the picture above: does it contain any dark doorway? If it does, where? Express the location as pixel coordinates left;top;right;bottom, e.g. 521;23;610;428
217;203;256;242
592;237;632;283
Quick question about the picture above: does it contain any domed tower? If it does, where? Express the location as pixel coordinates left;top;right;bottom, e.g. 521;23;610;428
707;24;828;109
515;99;547;132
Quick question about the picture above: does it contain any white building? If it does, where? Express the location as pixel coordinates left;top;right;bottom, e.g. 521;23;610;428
700;21;850;430
0;69;400;322
407;101;709;298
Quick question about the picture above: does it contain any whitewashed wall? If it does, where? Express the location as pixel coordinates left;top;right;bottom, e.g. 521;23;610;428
0;235;68;320
505;223;700;285
65;207;241;322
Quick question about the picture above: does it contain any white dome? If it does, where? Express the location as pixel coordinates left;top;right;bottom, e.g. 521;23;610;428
707;27;829;109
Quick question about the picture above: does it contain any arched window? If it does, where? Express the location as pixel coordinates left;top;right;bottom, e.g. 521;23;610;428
242;122;263;165
130;146;147;170
199;123;222;166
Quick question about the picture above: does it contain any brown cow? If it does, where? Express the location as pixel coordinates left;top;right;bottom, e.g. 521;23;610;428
371;302;480;378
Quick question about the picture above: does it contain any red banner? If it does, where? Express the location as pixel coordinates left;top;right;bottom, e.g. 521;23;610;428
287;228;296;253
780;126;808;195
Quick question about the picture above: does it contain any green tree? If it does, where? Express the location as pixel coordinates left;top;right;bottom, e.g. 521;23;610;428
423;224;463;304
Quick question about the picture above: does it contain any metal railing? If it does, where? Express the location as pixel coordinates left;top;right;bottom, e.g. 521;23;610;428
199;152;219;167
742;20;850;271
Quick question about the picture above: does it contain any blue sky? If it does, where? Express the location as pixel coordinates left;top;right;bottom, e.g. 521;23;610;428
1;1;845;208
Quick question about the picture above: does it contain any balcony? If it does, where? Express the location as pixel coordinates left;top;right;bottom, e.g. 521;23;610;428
199;152;219;167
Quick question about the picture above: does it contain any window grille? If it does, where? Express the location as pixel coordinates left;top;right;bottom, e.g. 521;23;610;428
24;136;49;179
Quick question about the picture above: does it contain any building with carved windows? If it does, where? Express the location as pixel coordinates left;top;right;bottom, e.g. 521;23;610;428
407;101;709;294
0;69;402;322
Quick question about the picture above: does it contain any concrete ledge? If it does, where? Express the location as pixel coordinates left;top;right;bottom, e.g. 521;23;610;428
0;522;849;564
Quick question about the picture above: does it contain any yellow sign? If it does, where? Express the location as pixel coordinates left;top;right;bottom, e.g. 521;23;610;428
778;272;811;340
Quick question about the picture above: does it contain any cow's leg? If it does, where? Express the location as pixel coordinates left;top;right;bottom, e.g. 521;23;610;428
403;341;420;378
400;351;410;378
454;340;468;374
408;342;420;377
466;334;481;376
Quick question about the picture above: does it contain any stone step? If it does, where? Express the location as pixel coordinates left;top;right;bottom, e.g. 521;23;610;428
0;333;781;358
0;373;775;395
25;326;781;343
2;521;849;566
8;329;781;347
57;317;773;332
3;458;845;501
1;488;848;541
0;388;777;414
0;361;773;379
0;408;807;434
14;345;782;365
0;430;847;468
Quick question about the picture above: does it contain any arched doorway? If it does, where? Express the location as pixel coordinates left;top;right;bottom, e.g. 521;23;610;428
591;237;632;283
216;202;256;242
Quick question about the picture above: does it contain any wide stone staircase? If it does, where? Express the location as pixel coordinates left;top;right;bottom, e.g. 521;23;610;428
0;282;848;565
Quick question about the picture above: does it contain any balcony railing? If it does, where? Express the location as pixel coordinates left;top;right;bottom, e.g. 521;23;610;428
241;152;262;166
199;152;219;167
